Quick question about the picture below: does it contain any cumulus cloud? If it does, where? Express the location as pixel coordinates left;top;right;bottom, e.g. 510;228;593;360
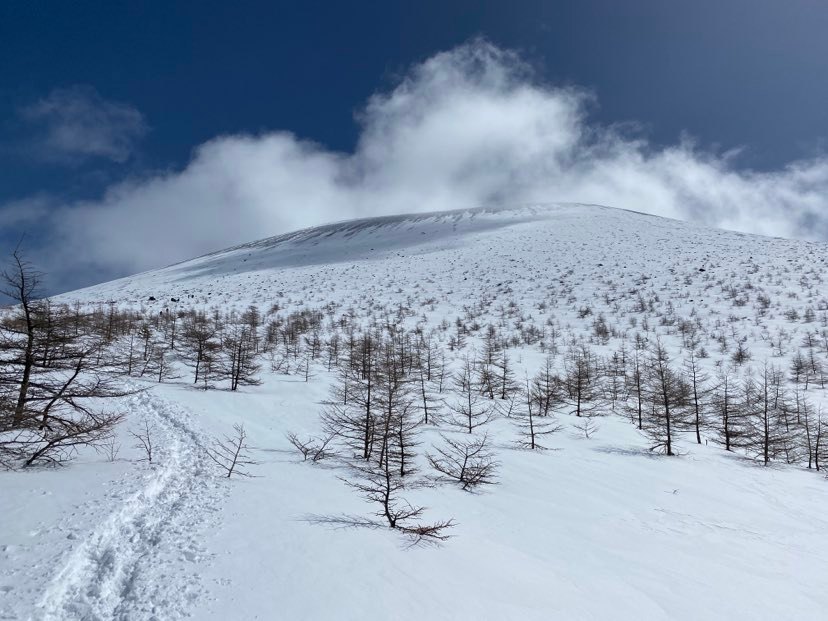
5;40;828;293
19;85;147;163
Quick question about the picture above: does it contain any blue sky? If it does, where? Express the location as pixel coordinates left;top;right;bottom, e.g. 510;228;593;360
2;1;828;295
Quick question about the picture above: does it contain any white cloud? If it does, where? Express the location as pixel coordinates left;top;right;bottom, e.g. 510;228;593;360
6;40;828;292
19;85;147;163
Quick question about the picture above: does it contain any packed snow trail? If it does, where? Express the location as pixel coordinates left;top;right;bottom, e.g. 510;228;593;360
35;388;225;621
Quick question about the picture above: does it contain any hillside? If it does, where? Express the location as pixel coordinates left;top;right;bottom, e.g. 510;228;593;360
3;203;828;620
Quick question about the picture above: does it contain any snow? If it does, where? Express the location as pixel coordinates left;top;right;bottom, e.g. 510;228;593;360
165;377;828;621
3;203;828;620
2;389;224;621
36;389;224;620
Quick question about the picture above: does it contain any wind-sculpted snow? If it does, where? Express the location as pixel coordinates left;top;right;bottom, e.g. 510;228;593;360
81;203;565;286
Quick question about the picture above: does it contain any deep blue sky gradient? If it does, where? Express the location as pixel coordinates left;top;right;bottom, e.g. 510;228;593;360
2;0;827;206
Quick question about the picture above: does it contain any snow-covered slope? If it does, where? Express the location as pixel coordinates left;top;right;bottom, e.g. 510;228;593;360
5;203;828;620
62;202;825;317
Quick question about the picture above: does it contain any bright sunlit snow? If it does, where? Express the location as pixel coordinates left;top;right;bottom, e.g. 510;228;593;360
3;203;828;620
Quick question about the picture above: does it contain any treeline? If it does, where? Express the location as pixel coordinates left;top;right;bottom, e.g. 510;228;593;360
283;317;828;541
0;253;135;467
4;248;828;522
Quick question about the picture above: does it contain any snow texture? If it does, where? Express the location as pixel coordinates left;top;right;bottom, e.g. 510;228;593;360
3;203;828;620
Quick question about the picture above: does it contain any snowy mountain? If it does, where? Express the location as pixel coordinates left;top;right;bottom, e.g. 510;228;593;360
61;202;824;314
4;203;828;621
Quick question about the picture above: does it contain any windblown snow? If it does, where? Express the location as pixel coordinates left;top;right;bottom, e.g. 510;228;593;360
3;203;828;620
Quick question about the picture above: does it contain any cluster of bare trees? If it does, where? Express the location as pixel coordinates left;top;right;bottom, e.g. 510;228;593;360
0;250;274;476
298;326;587;540
64;274;828;474
281;309;762;538
0;251;131;467
291;323;596;540
8;231;828;554
316;331;456;541
116;307;263;390
567;334;828;465
0;266;278;467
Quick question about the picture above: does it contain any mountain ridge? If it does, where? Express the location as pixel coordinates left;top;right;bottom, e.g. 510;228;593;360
57;202;810;305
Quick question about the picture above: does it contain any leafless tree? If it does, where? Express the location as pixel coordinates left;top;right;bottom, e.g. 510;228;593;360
373;342;419;478
130;420;156;463
2;248;42;429
341;446;453;542
641;339;689;456
573;416;600;439
207;423;258;478
492;349;520;400
222;323;262;391
513;373;563;449
427;433;498;490
5;410;124;467
625;349;646;429
563;344;602;417
742;363;788;466
446;355;495;433
711;365;746;452
97;436;122;462
603;350;628;413
802;404;824;471
322;337;378;460
180;312;220;386
414;336;443;424
683;349;711;444
286;431;335;463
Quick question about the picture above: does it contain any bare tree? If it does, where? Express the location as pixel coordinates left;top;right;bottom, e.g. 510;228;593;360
322;336;379;460
530;355;560;417
711;365;746;452
151;344;180;383
573;416;600;439
414;336;443;425
446;355;495;433
373;342;419;478
625;349;646;430
3;410;125;467
286;431;334;463
802;404;824;471
513;373;563;450
563;344;602;417
2;248;42;428
427;433;498;490
340;455;454;542
206;423;258;478
493;349;520;400
641;339;689;456
603;350;628;413
742;363;788;466
97;435;122;462
180;312;219;386
683;349;711;444
221;323;262;391
130;420;156;463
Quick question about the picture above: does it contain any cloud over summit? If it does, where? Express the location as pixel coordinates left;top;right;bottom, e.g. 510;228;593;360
6;40;828;293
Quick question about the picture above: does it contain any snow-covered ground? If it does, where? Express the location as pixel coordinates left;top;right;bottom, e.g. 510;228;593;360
3;203;828;620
